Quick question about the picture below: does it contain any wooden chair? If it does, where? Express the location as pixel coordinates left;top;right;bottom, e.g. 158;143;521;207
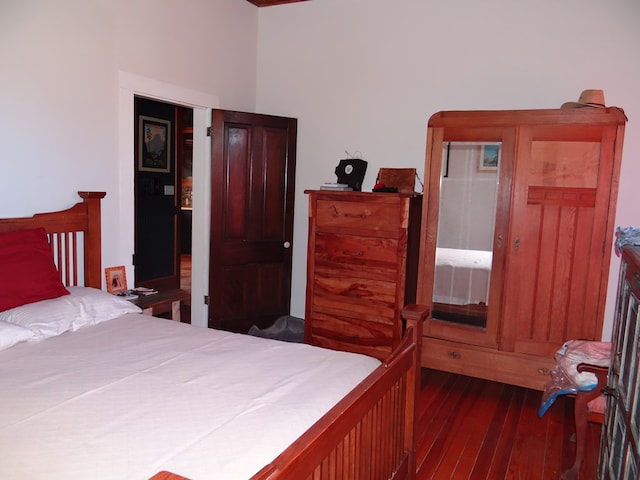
561;364;609;480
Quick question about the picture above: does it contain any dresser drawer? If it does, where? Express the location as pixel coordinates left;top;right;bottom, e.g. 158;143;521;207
315;199;402;232
314;233;400;276
311;272;396;320
306;310;397;359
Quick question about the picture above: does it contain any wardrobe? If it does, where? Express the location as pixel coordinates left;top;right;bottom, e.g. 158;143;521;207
417;107;627;390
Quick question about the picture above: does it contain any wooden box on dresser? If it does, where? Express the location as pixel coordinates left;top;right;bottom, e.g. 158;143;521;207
418;107;627;390
598;246;640;478
304;190;422;360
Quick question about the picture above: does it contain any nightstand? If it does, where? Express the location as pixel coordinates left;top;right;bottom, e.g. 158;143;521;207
132;289;189;321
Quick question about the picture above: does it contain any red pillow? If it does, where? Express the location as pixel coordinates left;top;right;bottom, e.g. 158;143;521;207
0;227;70;312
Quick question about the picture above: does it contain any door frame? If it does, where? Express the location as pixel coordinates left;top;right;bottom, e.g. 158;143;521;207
118;71;219;327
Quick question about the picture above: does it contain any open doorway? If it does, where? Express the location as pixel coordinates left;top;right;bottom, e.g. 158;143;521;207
134;96;193;321
118;71;218;328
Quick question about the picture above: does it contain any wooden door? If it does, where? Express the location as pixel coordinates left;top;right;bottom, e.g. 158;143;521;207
208;110;297;333
500;121;620;357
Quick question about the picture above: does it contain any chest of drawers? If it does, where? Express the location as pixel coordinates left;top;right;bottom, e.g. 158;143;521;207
304;191;422;359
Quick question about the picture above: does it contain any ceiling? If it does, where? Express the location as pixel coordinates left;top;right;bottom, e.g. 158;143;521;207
246;0;309;6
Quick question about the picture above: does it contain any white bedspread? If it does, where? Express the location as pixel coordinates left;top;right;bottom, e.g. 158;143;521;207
0;314;380;480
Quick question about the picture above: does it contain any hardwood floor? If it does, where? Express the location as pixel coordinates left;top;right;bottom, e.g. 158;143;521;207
180;254;191;323
416;369;602;480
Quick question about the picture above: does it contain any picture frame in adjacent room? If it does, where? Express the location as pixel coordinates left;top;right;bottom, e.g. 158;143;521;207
105;266;128;294
138;115;171;172
478;143;500;172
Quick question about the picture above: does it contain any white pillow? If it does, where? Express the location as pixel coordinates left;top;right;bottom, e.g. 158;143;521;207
66;286;142;329
0;295;75;339
0;287;141;340
0;321;35;351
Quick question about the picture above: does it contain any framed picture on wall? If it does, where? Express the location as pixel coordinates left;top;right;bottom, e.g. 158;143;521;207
477;144;500;172
105;266;128;294
138;115;171;172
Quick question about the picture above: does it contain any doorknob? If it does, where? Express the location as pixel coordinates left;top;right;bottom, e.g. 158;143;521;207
283;241;291;249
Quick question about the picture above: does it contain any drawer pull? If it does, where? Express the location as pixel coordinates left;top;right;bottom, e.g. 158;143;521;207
447;351;461;359
538;367;551;375
343;250;364;257
344;213;367;219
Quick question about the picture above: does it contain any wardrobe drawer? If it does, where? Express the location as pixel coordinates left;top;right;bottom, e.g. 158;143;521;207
421;338;556;391
315;199;402;232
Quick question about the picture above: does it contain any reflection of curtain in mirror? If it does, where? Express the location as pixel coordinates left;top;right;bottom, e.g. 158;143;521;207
434;143;499;307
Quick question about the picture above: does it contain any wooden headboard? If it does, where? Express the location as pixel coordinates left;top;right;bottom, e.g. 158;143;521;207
0;192;106;288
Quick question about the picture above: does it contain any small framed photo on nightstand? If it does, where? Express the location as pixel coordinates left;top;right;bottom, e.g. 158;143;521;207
105;266;127;294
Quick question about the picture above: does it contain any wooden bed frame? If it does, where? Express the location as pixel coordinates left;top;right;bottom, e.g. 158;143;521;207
0;191;105;289
0;191;428;480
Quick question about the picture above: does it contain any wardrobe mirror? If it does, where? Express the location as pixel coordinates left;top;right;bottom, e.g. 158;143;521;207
432;142;501;328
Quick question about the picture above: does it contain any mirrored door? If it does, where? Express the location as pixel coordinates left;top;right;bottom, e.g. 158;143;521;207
418;123;514;349
432;142;500;328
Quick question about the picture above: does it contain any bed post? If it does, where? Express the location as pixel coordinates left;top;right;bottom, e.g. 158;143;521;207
401;304;429;477
78;191;106;289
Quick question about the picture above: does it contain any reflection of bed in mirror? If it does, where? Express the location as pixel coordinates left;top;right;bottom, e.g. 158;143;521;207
432;247;492;327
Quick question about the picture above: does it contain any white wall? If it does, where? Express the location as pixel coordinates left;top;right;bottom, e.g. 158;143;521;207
0;0;259;326
255;0;640;340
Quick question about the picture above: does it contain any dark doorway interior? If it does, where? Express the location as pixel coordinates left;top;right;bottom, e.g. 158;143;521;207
134;97;193;295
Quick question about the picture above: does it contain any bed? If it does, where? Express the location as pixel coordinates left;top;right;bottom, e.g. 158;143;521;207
0;192;427;480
